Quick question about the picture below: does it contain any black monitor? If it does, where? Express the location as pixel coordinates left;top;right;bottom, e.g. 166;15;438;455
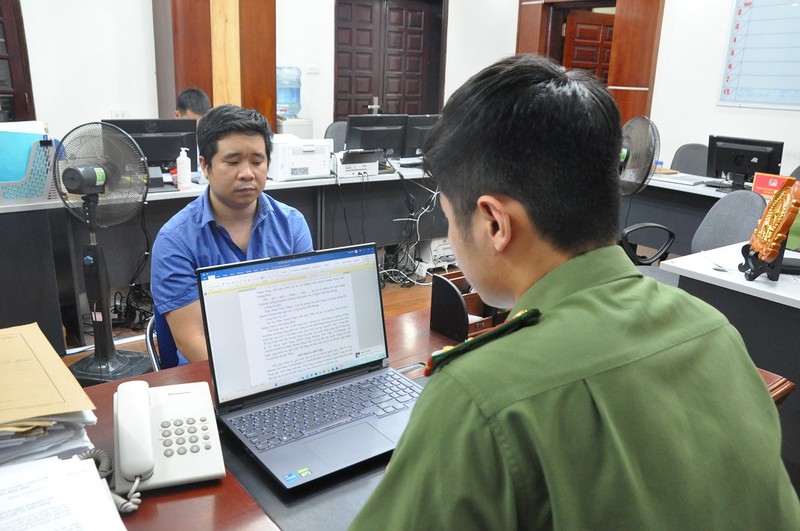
102;118;198;173
402;114;439;157
344;114;408;159
706;135;783;188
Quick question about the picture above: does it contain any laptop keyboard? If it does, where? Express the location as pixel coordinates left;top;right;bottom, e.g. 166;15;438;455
231;372;420;451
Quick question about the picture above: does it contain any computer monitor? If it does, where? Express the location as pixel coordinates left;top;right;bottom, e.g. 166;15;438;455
706;135;783;187
402;114;439;158
344;114;408;159
102;118;198;173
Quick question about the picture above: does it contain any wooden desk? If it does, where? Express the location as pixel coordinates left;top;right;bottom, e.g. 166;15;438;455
661;244;800;490
83;308;449;530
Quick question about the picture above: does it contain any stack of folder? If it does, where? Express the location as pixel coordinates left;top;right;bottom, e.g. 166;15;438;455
0;323;97;465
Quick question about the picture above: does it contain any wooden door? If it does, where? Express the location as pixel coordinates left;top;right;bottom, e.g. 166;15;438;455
335;0;442;120
0;0;35;121
606;0;665;123
516;0;664;122
562;10;614;83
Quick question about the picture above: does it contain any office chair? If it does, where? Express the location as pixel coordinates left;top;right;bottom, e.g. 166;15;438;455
145;309;181;370
145;316;160;371
324;121;347;152
621;189;767;286
670;143;708;175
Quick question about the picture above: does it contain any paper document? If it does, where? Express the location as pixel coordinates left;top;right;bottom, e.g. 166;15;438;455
0;456;125;530
0;323;95;425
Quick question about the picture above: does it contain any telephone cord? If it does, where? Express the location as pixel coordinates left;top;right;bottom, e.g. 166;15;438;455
77;448;142;513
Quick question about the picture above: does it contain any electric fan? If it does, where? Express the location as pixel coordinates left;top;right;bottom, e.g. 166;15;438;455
617;116;671;265
54;122;152;386
618;115;661;196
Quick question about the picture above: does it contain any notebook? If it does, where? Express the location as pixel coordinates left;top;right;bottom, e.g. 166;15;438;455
197;243;422;489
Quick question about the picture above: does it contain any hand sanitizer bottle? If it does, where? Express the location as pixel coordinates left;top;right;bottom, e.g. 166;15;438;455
176;147;191;190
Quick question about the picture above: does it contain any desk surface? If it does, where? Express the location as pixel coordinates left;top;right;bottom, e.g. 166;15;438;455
648;173;732;198
660;243;800;309
0;167;428;214
83;308;448;530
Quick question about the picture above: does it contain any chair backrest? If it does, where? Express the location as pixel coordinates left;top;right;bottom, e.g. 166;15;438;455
148;308;181;369
691;190;766;254
324;121;347;152
145;316;160;371
671;143;708;176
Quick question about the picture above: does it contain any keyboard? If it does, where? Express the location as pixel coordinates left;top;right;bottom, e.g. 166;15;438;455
231;372;420;451
651;173;720;186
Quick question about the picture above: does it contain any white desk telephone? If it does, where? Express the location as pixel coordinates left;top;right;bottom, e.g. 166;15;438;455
113;380;226;495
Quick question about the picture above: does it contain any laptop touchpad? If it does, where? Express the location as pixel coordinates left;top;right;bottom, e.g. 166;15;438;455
305;423;393;467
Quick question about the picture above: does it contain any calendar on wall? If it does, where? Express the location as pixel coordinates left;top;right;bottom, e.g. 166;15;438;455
719;0;800;110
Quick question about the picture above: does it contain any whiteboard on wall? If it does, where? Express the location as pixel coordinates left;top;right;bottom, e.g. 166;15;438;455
719;0;800;111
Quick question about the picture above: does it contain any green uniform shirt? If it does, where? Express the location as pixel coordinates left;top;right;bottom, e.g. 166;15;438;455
350;246;800;530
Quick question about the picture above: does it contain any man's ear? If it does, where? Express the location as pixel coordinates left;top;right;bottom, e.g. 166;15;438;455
475;195;513;252
174;110;181;118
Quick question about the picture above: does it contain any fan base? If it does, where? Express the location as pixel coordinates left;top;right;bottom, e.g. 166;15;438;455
69;349;153;387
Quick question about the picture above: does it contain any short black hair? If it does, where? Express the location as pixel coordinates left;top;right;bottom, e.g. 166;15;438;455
197;104;273;167
176;87;212;116
423;54;622;254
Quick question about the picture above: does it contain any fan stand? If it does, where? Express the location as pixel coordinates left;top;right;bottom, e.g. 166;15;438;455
69;195;153;386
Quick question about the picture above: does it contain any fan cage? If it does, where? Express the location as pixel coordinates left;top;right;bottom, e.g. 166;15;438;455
54;122;148;229
619;116;661;197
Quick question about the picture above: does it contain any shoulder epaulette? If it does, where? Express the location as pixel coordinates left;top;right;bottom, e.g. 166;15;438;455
424;308;541;376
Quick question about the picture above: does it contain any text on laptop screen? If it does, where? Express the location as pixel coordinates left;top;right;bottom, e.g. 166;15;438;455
198;246;387;403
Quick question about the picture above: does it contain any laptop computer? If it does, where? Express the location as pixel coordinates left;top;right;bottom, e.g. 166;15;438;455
197;243;422;489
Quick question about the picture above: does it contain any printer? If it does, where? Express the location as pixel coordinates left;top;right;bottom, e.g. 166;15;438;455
268;134;333;181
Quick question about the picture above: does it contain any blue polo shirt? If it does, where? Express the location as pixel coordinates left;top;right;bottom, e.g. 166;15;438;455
151;189;313;317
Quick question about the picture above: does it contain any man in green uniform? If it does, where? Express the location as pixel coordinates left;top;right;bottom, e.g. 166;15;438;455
350;54;800;529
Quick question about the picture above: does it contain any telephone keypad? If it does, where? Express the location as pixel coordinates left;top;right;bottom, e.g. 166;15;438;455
159;416;217;459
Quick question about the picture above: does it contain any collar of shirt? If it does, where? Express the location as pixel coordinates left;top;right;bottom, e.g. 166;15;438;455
512;245;640;317
198;188;273;230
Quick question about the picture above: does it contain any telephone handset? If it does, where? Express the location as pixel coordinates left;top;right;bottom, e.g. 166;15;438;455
113;380;226;495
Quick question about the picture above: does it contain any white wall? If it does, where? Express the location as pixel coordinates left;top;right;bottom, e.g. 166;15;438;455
20;0;158;141
442;0;519;100
275;0;335;139
651;0;800;174
24;1;796;174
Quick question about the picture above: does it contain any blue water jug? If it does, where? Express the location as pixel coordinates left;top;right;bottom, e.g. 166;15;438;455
276;66;302;119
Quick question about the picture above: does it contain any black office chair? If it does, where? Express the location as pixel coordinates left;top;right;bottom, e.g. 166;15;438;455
621;189;767;286
324;121;347;152
670;143;708;175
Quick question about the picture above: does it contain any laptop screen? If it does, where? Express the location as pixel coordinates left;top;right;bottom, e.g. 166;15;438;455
197;244;388;405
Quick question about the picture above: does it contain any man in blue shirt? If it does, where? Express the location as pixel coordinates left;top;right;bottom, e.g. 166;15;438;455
151;105;313;363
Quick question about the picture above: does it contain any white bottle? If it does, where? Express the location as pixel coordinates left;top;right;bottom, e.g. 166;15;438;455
176;147;191;190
